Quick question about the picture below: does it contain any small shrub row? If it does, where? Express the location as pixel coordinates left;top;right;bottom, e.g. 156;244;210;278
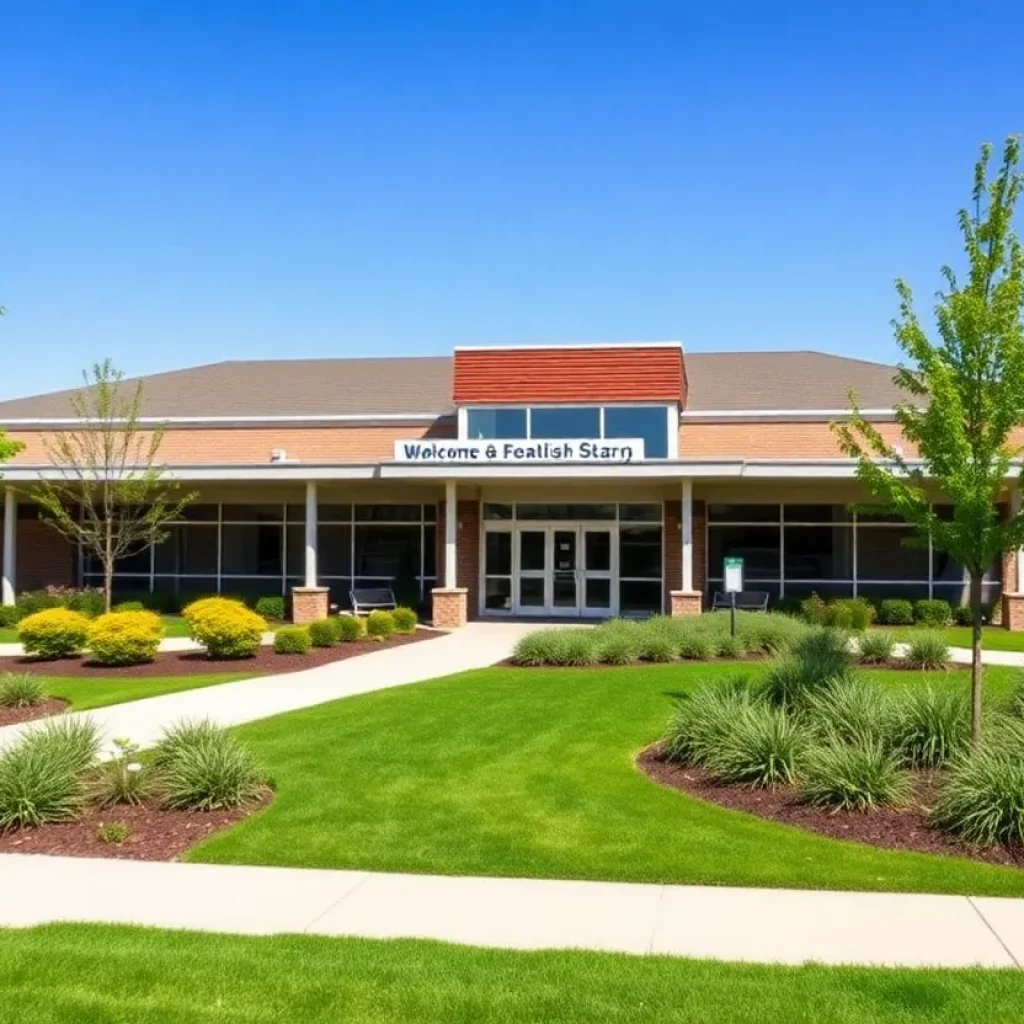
16;608;168;665
800;595;876;631
15;586;105;619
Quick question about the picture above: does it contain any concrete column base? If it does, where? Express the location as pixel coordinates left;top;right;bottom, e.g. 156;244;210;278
1002;593;1024;631
291;586;330;624
432;587;468;629
669;590;703;618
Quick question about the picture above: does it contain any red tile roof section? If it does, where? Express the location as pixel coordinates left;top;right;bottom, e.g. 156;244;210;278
453;346;686;404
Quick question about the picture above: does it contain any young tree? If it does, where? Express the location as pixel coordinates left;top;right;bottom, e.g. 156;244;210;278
32;360;196;611
834;135;1024;746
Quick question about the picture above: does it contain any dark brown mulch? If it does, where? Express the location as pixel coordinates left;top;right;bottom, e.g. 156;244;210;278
638;745;1024;870
0;630;437;678
0;790;273;861
0;698;68;727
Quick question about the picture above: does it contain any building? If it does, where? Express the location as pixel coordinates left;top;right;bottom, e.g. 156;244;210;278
0;342;1018;627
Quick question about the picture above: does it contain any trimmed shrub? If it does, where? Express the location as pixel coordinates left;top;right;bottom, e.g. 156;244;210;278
365;610;396;641
274;626;311;655
87;610;163;665
18;608;90;659
337;615;365;643
662;681;763;765
15;590;63;616
800;593;828;626
931;747;1024;847
0;606;22;629
156;722;264;811
307;618;340;647
63;589;106;618
832;598;875;631
0;673;45;708
889;687;970;768
112;600;145;613
877;599;914;626
951;604;990;627
254;596;286;621
903;631;950;671
763;628;853;709
801;741;910;812
857;630;896;665
801;677;894;748
183;597;266;660
914;598;952;627
391;606;419;634
704;704;807;787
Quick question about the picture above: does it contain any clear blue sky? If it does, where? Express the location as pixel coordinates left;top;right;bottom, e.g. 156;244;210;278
2;0;1023;400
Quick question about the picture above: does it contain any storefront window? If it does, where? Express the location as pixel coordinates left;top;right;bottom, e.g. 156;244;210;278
530;407;601;439
604;407;668;458
467;408;528;439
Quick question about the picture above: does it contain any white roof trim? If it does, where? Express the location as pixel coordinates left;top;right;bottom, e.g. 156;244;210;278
454;341;684;352
0;414;449;429
681;408;899;421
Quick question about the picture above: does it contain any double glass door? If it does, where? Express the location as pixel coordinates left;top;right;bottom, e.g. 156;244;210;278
516;525;615;617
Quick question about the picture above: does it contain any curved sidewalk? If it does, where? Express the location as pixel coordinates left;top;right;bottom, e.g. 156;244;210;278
0;623;530;756
1;853;1022;968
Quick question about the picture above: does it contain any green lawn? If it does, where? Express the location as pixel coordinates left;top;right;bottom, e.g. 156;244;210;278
867;624;1024;653
2;924;1023;1024
0;614;191;644
191;661;1024;896
40;672;256;711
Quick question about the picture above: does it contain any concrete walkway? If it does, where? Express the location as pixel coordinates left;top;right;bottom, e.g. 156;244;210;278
0;623;531;756
1;854;1023;968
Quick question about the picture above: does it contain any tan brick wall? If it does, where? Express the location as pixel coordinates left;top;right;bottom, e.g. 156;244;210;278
291;587;329;624
664;501;681;610
1003;594;1024;631
670;591;702;617
456;501;481;620
431;588;468;628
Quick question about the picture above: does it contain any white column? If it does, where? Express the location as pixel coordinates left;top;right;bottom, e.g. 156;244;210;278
304;481;318;588
444;480;457;588
1013;488;1024;593
1;487;15;606
681;479;693;592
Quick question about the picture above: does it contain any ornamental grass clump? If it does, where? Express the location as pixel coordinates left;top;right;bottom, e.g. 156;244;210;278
155;718;264;811
0;672;45;708
677;630;718;661
931;747;1024;847
636;630;677;664
662;681;763;766
704;703;806;788
87;609;163;665
734;612;809;655
857;630;896;666
763;628;853;709
801;677;895;748
593;621;641;665
903;632;950;671
889;687;971;768
91;738;148;808
800;741;910;812
18;608;90;659
183;597;266;660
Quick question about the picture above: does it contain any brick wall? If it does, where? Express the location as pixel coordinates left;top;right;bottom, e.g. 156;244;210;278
664;501;681;609
15;518;77;592
456;500;481;619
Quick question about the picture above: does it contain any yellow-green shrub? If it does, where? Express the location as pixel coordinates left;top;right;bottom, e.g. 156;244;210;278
365;610;395;641
18;608;90;659
337;615;364;643
87;610;163;665
391;606;418;634
183;597;266;660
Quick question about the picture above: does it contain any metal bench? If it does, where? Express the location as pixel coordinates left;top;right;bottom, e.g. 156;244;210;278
711;590;770;613
349;586;397;616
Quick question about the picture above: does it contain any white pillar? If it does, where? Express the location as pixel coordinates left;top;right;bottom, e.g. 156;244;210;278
2;487;15;606
304;481;318;588
444;480;457;588
1013;488;1024;593
681;479;694;592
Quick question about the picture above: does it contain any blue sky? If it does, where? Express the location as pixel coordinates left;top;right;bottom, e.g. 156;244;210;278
2;0;1022;399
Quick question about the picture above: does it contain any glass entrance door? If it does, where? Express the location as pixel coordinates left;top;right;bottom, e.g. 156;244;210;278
516;529;548;615
551;529;578;612
581;527;614;616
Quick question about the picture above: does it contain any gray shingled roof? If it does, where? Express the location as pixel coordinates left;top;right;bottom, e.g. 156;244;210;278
0;350;903;419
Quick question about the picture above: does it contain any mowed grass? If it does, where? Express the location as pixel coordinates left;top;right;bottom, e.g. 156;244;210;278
192;662;1024;895
2;924;1024;1024
0;614;191;645
41;672;256;711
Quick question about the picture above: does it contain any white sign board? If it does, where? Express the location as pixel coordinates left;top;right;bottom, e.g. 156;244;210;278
724;557;744;593
393;438;646;465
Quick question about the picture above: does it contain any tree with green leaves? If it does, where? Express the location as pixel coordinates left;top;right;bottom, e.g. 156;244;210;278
32;360;196;612
834;135;1024;746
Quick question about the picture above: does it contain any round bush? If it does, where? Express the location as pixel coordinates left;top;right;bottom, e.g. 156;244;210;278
888;687;970;768
112;600;145;613
274;626;311;655
18;608;90;659
914;598;952;627
800;741;910;812
337;615;365;643
857;630;896;665
307;618;340;647
877;599;914;626
931;747;1024;847
365;610;396;641
0;606;23;629
704;704;807;787
254;596;286;621
183;597;266;660
903;632;949;671
391;606;418;634
87;610;163;665
63;589;106;618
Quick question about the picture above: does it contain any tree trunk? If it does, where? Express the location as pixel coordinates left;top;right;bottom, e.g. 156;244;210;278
970;570;983;748
103;519;113;613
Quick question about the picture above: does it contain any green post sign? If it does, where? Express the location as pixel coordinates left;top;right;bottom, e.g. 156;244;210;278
723;557;744;594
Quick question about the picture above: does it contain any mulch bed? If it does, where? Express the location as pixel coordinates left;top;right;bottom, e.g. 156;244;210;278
638;745;1024;870
0;698;68;727
0;790;273;861
0;630;436;678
